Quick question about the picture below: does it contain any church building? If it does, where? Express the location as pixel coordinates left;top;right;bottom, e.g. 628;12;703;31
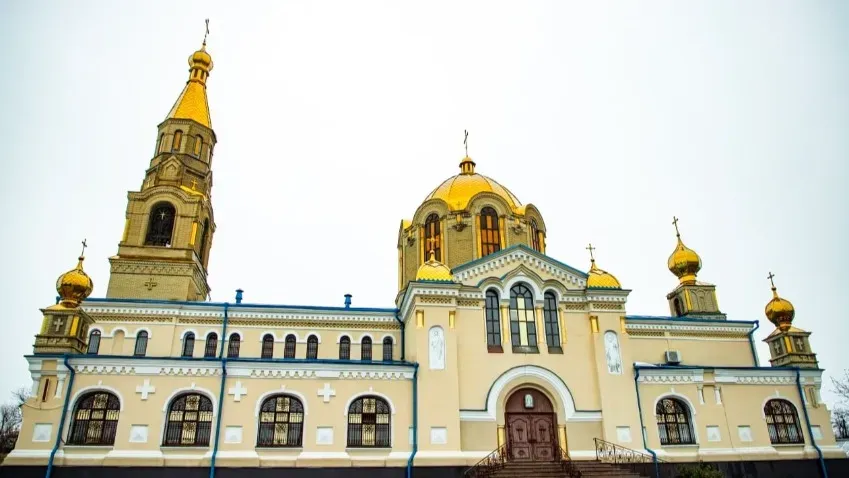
3;35;847;478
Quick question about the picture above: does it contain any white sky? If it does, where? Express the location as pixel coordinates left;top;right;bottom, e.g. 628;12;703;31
0;1;847;408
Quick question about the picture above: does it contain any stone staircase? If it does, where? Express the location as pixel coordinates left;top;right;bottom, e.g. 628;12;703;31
486;460;649;478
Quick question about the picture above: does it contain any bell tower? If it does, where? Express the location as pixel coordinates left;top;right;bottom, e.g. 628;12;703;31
106;32;217;301
762;273;818;368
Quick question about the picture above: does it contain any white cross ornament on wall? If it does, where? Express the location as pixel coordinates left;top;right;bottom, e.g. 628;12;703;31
317;383;336;403
136;379;156;400
228;381;248;402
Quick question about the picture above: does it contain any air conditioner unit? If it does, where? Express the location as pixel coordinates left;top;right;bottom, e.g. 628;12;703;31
665;350;682;365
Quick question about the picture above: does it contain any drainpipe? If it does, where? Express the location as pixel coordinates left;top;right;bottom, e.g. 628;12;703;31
747;320;760;366
209;302;230;478
405;363;419;478
395;311;405;361
794;368;827;478
45;354;76;478
633;367;659;478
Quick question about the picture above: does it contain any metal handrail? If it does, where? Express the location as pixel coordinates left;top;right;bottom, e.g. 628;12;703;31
594;437;665;464
557;445;582;478
463;443;508;478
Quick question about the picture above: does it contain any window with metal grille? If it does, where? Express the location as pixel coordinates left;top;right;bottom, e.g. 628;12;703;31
485;289;502;351
382;337;393;361
543;292;561;350
361;337;372;361
479;207;501;257
261;334;274;359
227;334;240;358
656;398;695;445
257;395;304;447
284;335;296;358
204;332;218;358
182;332;195;357
347;396;391;447
509;284;537;350
134;331;148;357
145;202;176;246
424;213;441;262
764;399;804;444
339;336;351;360
306;335;318;360
87;330;101;354
163;393;213;446
67;391;120;446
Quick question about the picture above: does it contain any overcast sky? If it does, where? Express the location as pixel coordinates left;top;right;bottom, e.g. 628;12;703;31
0;1;847;407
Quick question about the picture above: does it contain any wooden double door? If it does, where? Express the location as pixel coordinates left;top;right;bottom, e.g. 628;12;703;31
505;388;558;462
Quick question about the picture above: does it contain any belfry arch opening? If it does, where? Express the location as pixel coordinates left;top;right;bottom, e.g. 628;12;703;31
504;387;558;462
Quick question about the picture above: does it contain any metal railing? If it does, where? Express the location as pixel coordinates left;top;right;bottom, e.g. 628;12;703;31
594;437;661;476
558;445;583;478
464;444;508;478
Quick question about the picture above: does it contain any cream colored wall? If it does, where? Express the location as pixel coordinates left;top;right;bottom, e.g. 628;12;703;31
628;336;755;367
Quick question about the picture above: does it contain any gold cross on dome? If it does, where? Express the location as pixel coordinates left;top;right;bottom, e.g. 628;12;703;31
203;19;210;45
672;216;680;237
586;243;596;262
464;130;469;157
767;272;776;289
80;238;88;257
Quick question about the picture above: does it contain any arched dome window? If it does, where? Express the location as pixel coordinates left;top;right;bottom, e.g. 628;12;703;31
145;202;176;246
181;332;195;357
424;213;442;262
67;391;120;445
479;207;501;257
306;335;319;360
204;332;218;358
656;397;695;445
509;284;537;351
382;337;393;361
361;337;372;361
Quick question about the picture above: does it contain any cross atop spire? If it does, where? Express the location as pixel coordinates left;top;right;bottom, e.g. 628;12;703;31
203;19;210;46
672;216;681;237
464;130;469;157
586;243;596;263
79;238;88;258
768;271;776;290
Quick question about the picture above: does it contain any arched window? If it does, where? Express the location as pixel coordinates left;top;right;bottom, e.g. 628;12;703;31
765;399;804;444
479;207;501;257
531;220;541;252
193;134;203;157
257;394;304;447
227;333;240;358
158;133;165;153
134;331;149;357
673;297;684;317
182;332;195;357
261;334;274;359
339;336;351;360
145;202;176;246
306;335;318;360
485;290;502;352
163;393;213;446
656;397;695;445
543;292;561;351
382;337;393;361
509;284;537;350
87;330;101;354
361;337;372;361
204;332;218;358
172;130;183;152
424;213;441;262
67;391;120;445
199;218;210;264
284;334;296;359
347;396;391;447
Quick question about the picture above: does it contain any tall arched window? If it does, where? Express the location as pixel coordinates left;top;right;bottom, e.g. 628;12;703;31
182;332;195;357
163;393;213;446
158;133;165;153
347;396;391;447
67;391;120;445
543;292;561;351
306;335;318;360
509;284;537;350
261;334;274;359
673;297;684;317
479;207;501;257
485;290;502;352
361;337;372;361
765;399;804;444
134;331;149;357
382;337;393;361
87;330;101;354
199;218;210;264
145;202;176;246
656;397;695;445
339;336;351;360
204;332;218;358
257;395;304;447
172;130;183;152
284;334;296;359
227;333;240;358
193;134;203;157
424;213;442;262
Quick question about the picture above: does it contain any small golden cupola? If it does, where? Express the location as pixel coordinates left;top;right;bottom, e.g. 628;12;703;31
56;245;94;308
416;251;454;282
667;216;702;284
585;244;621;289
765;272;795;331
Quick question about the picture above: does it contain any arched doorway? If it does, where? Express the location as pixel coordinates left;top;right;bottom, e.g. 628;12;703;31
505;388;557;462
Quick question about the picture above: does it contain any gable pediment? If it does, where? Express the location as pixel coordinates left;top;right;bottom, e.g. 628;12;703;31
452;245;588;290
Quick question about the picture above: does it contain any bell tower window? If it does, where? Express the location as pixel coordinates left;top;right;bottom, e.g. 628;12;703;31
424;213;442;262
479;207;501;257
145;203;176;246
172;130;183;152
199;218;210;264
193;135;203;157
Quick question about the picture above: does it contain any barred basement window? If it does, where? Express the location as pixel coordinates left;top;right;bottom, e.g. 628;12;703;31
257;395;304;447
261;334;274;359
382;337;393;361
656;397;695;445
485;289;502;352
182;332;195;357
347;396;391;447
361;337;372;361
67;391;120;446
765;399;804;445
306;335;318;360
163;393;213;446
479;207;501;257
204;332;218;358
134;331;148;357
227;334;240;358
284;335;296;359
87;330;101;354
339;336;351;360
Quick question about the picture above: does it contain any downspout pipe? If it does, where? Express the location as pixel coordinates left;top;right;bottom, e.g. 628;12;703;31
405;363;419;478
747;320;760;366
395;310;405;361
795;368;827;478
209;302;230;478
633;367;659;478
46;354;76;478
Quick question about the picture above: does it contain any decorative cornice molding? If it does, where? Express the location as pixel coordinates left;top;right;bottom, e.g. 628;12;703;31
453;248;587;287
636;367;823;386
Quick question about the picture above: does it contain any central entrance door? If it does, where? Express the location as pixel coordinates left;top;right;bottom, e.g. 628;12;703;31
505;388;557;462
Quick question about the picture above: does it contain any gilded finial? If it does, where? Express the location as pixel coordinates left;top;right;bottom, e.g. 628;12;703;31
79;238;88;259
767;271;778;296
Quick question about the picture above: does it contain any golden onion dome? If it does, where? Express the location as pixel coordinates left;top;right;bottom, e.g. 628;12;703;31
667;219;702;284
765;276;795;331
424;157;522;212
56;256;93;307
416;251;454;282
587;259;622;289
189;43;213;73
